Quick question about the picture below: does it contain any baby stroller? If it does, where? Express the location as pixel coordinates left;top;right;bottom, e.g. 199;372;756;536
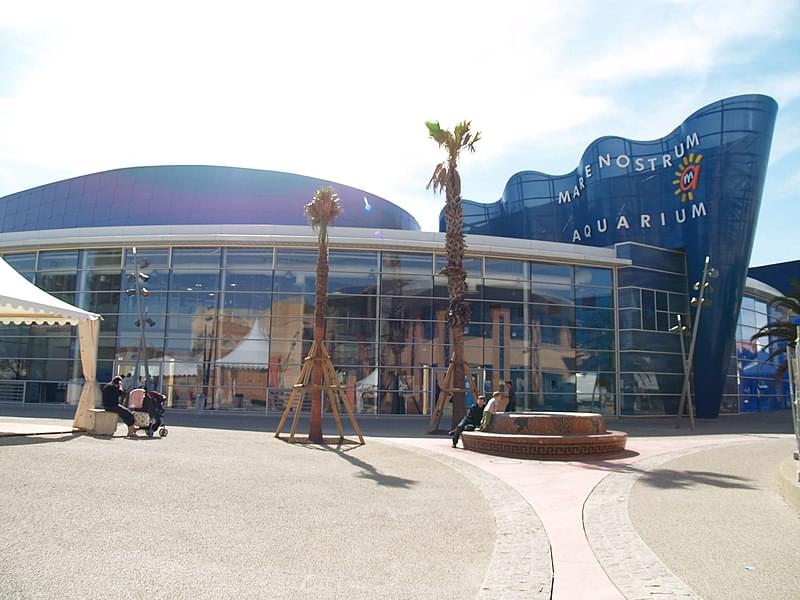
128;388;169;438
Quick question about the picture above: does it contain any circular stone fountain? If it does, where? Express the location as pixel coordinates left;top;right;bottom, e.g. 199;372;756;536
461;412;627;459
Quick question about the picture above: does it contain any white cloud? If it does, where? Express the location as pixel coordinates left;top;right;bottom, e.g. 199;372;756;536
0;0;797;241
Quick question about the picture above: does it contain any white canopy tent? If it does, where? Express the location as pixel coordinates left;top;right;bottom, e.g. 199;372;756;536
217;320;270;369
0;257;101;429
216;320;270;407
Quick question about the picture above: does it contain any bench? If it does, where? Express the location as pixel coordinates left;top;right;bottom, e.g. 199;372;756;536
87;408;119;436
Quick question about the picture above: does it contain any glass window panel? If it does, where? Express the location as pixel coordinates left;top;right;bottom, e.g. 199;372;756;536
740;308;757;327
534;348;576;371
382;252;432;275
576;306;614;329
484;302;526;325
621;373;683;395
171;247;221;269
379;319;431;344
124;247;169;269
655;291;669;311
170;270;220;292
271;293;314;318
275;249;318;270
381;273;432;297
618;288;640;308
619;352;684;373
82;249;122;270
575;286;613;308
36;272;77;293
327;318;377;341
81;292;121;314
37;250;78;271
328;294;377;319
576;328;614;350
2;253;36;271
329;250;378;272
641;290;656;330
531;303;575;327
224;271;272;292
668;292;687;314
329;342;377;367
656;311;669;332
531;262;573;284
484;258;526;280
533;325;575;347
85;272;121;292
531;283;574;305
222;293;272;316
119;290;168;314
619;308;641;329
328;272;378;295
224;248;273;269
123;265;169;291
273;271;315;294
576;350;614;372
482;278;525;302
166;292;219;315
574;266;612;287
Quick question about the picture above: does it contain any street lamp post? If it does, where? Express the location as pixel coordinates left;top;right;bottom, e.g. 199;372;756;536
670;314;694;429
676;255;719;429
126;247;153;390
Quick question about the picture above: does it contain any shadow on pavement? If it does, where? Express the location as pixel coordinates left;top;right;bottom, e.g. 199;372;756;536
574;455;757;490
278;437;419;489
0;433;80;447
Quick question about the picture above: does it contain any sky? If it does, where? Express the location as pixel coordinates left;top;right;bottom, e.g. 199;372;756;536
0;0;798;266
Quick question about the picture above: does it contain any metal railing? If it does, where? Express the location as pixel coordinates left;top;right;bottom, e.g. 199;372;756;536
0;380;26;403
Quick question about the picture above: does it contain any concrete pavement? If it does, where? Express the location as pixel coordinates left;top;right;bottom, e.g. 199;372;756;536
1;406;797;599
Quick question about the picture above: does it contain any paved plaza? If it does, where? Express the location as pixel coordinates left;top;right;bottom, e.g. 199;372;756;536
1;407;798;599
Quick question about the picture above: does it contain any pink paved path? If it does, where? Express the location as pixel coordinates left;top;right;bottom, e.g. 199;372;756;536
390;433;766;600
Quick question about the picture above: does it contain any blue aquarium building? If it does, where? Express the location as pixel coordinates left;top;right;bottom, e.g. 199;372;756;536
0;94;790;417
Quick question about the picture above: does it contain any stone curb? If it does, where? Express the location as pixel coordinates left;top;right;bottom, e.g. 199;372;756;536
582;443;751;600
387;442;553;600
778;456;800;512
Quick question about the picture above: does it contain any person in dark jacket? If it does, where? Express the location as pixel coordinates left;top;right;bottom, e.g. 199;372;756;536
505;380;516;412
450;394;486;448
102;376;137;437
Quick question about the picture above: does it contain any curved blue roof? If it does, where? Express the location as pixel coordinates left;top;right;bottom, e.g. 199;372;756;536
0;165;420;233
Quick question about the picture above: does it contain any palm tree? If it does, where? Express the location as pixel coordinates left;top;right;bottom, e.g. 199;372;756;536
304;187;342;443
426;120;480;427
750;294;800;381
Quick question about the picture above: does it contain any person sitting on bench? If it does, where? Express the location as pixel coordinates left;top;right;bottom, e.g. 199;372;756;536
102;376;137;437
450;394;486;448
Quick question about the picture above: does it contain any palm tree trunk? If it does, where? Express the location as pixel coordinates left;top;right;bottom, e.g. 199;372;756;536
309;228;328;443
445;160;468;427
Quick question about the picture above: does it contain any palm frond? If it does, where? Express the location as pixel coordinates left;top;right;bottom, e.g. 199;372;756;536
426;121;450;148
426;162;448;194
304;187;342;233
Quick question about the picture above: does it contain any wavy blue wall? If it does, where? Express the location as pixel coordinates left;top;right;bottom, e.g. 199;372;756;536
0;165;420;233
448;95;778;417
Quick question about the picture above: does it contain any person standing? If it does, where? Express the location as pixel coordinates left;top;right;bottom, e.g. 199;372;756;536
450;394;486;448
505;380;516;412
102;376;137;437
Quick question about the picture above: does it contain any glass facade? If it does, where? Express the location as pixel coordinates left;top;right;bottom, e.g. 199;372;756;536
726;293;792;413
0;246;618;415
615;243;688;415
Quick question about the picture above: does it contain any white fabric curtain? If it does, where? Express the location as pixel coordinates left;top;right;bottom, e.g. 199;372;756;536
73;319;101;430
